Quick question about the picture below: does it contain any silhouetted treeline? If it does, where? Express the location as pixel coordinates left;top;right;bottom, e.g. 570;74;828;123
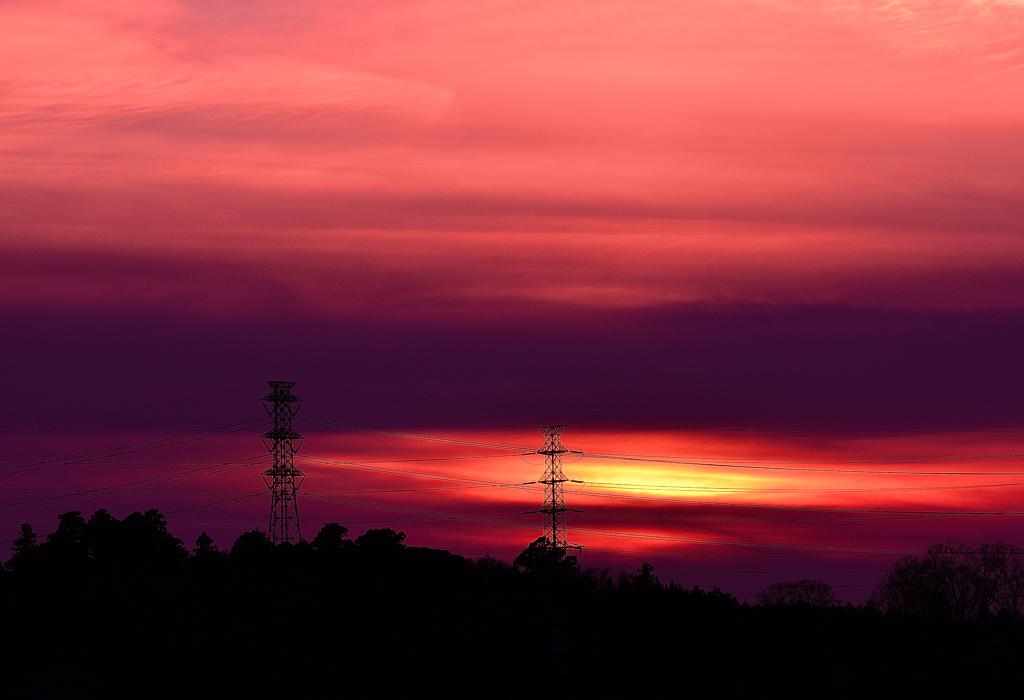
756;578;839;608
4;511;1024;699
870;540;1024;621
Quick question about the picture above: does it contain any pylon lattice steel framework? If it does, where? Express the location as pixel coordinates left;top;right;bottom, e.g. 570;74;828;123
537;425;571;550
261;381;304;544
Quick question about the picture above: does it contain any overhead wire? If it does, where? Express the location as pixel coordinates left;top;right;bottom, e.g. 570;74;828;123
301;490;916;554
5;391;1024;569
294;417;529;452
295;453;525;489
572;486;1024;516
164;493;267;518
568;509;1024;522
297;451;1024;518
0;455;268;514
294;416;1024;472
0;419;267;477
582;452;1024;476
583;480;1024;494
0;384;265;435
299;384;1024;435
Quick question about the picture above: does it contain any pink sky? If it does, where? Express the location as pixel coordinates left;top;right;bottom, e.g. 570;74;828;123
3;1;1024;600
2;0;1023;316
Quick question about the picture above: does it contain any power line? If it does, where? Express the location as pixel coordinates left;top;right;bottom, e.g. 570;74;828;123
585;565;887;575
0;419;267;477
299;384;1024;435
587;451;1024;466
0;493;269;546
0;489;260;497
303;491;530;522
295;417;1024;472
294;418;529;451
0;455;268;513
295;453;525;489
0;456;267;466
6;389;1024;566
165;494;267;518
573;487;1024;516
0;384;264;435
565;526;912;553
297;453;1024;518
579;547;896;559
570;509;1024;522
742;583;874;589
582;452;1024;476
583;480;1024;494
301;490;916;554
353;454;517;464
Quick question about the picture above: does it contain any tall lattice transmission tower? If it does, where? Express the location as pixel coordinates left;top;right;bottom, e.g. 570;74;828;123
536;425;576;550
261;381;304;544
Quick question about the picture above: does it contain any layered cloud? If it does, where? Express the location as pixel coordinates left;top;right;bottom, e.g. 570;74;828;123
2;0;1022;320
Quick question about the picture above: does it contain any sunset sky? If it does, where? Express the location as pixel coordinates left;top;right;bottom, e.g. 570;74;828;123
3;0;1024;601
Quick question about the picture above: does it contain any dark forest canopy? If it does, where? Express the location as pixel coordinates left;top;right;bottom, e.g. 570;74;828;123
4;510;1024;699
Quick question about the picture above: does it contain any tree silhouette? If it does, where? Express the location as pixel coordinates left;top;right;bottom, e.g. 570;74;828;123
513;536;578;573
9;508;1024;698
312;522;351;553
987;541;1024;620
355;528;406;551
230;529;275;562
194;531;218;555
81;508;187;570
37;510;89;569
5;523;38;573
634;561;661;588
756;580;838;608
188;530;226;573
47;510;87;548
84;508;120;562
870;540;1024;620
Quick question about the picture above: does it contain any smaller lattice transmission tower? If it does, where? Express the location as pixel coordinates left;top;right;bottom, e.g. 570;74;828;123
261;381;304;544
535;425;580;551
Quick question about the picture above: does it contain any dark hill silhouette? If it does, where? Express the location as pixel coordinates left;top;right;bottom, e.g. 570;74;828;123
4;509;1024;699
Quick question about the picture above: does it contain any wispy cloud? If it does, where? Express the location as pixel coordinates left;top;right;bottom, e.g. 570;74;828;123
1;0;1023;315
762;0;1024;61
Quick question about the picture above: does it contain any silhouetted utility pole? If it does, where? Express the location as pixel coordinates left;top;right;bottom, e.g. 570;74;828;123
261;381;304;544
537;425;573;550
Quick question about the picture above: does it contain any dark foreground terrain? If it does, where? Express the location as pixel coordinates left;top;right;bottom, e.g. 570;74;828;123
3;510;1024;699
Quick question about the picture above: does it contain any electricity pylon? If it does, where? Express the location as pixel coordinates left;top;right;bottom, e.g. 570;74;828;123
536;425;573;550
261;381;304;544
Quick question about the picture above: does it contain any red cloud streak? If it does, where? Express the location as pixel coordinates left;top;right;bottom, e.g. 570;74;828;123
4;425;1024;602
